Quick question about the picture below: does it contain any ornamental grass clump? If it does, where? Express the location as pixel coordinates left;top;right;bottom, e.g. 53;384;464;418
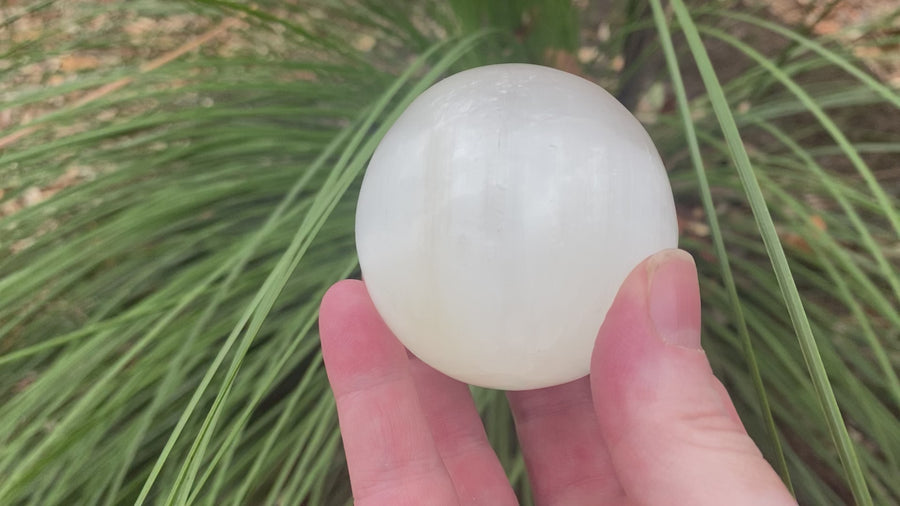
0;1;897;504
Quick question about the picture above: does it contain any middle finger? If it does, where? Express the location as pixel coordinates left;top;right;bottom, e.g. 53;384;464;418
409;355;519;506
507;377;625;505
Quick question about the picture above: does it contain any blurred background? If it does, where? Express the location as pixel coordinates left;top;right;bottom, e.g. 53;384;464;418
1;1;898;504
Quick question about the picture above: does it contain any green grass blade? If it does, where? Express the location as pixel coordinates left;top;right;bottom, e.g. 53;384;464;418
720;11;900;109
696;25;900;241
698;27;900;309
647;1;793;492
147;32;490;505
752;121;900;409
663;1;874;503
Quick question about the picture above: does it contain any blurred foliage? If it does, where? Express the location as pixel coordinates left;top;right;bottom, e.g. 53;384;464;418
0;0;898;504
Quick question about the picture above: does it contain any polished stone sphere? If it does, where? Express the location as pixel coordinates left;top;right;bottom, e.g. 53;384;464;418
355;64;677;390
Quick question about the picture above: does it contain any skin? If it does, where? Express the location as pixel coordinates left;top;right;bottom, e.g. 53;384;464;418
318;249;798;506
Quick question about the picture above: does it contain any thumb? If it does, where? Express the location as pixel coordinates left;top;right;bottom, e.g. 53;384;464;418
591;249;796;506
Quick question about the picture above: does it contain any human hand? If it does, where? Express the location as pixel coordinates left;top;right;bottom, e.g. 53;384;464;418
318;249;797;505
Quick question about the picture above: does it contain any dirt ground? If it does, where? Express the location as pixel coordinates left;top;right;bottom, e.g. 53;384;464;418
764;0;899;86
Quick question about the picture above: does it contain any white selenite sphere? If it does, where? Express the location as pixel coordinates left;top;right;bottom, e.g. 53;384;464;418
355;63;678;390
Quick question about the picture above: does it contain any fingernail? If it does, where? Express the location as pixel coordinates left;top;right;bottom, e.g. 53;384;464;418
647;249;702;350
